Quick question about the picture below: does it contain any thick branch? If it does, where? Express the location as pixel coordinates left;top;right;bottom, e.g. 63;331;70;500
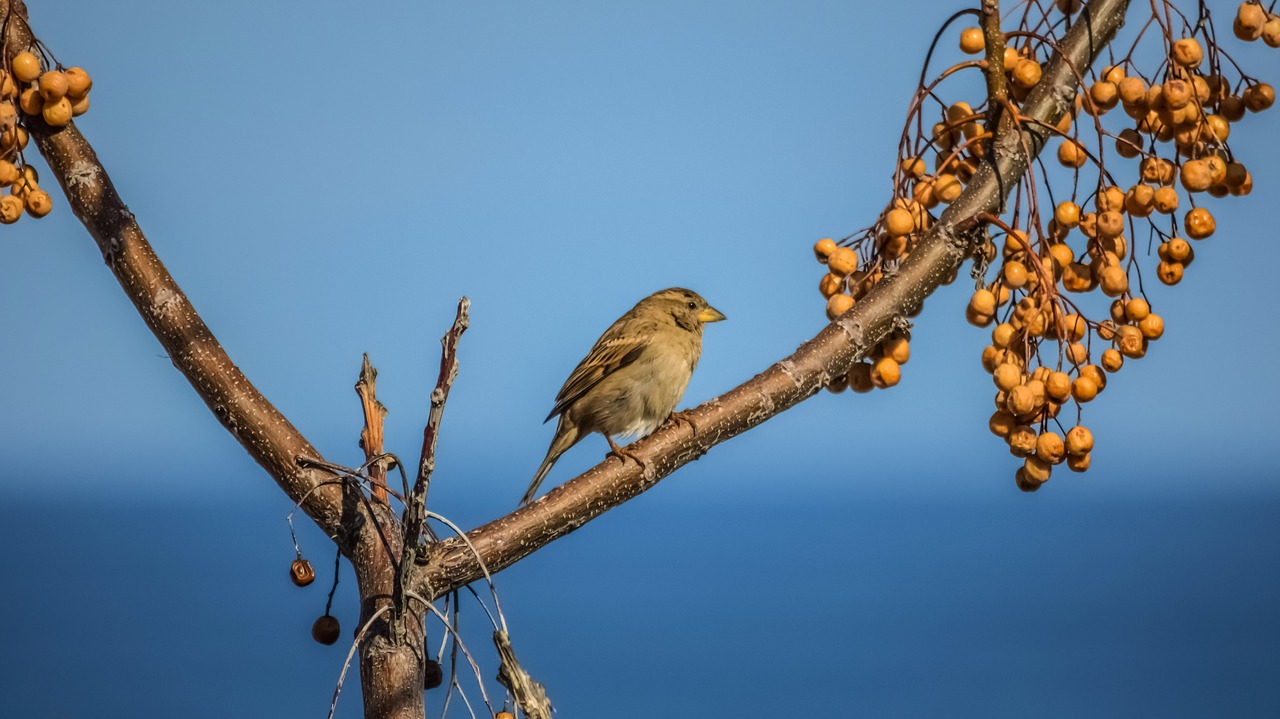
3;0;350;545
418;0;1130;598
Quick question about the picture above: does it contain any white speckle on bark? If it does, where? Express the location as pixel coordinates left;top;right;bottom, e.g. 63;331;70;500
66;161;99;189
777;359;803;389
153;287;182;317
834;317;861;345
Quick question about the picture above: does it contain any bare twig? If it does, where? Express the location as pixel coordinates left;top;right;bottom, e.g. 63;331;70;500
494;630;552;719
395;298;470;634
355;354;390;503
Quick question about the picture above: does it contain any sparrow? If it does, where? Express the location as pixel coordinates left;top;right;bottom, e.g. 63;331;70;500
520;288;726;505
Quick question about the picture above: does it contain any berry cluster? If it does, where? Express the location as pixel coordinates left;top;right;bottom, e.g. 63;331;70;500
813;0;1275;491
1;50;94;224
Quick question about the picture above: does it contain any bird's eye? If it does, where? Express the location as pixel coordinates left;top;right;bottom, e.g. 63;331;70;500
687;302;697;310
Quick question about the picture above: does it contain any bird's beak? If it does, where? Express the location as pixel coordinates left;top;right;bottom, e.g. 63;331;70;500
698;306;727;323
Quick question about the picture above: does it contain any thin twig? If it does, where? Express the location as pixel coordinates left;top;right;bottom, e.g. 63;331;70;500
395;298;470;636
355;353;390;503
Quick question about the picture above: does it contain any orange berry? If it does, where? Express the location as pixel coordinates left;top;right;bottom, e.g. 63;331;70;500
1080;364;1108;392
18;87;42;115
1236;4;1267;39
1152;186;1179;214
1265;17;1280;47
1138;313;1164;340
1098;265;1128;297
1008;425;1037;457
966;306;994;327
23;189;52;218
42;96;73;126
1185;207;1215;240
1057;139;1087;168
1122;298;1148;322
1062;262;1094;293
935;173;962;203
1244;83;1275;112
1054;201;1081;228
1095;210;1125;239
818;273;843;298
1156;261;1184;285
38;70;68;102
1048;243;1074;270
1179;159;1214;193
1101;348;1124;372
1206;114;1231;143
64;67;92;97
1124;184;1155;217
1089;81;1118;111
825;293;854;320
1060;313;1086;342
1046;371;1072;402
1065;425;1094;455
1002;260;1029;289
1036;431;1066;465
989;410;1017;438
827;247;858;275
992;322;1015;348
1012;58;1042;89
0;194;23;224
11;52;41;83
969;289;996;317
882;335;911;365
1067;452;1092;472
1066;342;1089;366
1006;384;1036;415
870;357;901;389
1114;325;1146;358
1171;38;1203;68
1071;375;1098;402
959;27;985;54
1024;455;1053;482
993;362;1022;392
884;207;915;237
1118;76;1147;105
813;237;837;262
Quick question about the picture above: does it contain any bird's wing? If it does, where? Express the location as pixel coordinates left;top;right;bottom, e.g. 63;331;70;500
545;334;647;422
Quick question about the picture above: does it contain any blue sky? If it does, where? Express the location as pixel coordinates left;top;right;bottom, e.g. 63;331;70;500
3;1;1279;717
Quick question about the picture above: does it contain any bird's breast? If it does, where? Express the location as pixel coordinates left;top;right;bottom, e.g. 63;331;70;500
580;345;696;439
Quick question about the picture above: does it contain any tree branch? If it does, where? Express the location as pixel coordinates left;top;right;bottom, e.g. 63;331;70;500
355;354;390;503
1;0;353;547
417;0;1131;598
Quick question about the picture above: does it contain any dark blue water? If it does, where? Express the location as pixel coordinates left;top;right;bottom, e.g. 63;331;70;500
3;488;1278;718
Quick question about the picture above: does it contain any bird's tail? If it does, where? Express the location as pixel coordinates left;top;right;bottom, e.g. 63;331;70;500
521;419;582;505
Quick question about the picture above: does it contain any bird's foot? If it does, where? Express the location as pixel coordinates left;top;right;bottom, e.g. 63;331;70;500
606;435;649;473
668;410;699;435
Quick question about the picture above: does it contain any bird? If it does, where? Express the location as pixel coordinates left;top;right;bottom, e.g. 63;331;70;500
520;288;726;505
